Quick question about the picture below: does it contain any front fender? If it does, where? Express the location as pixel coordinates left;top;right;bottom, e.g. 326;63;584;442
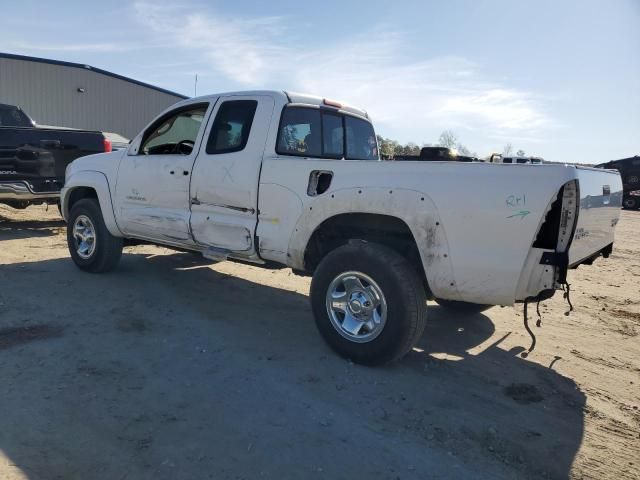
61;170;123;237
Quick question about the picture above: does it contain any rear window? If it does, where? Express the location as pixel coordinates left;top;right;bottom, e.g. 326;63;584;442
322;113;343;157
345;116;377;160
277;107;322;157
277;106;377;160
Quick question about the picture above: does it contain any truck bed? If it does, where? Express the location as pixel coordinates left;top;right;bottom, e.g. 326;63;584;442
0;125;107;204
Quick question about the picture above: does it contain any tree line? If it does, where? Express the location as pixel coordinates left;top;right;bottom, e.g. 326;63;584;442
377;130;526;159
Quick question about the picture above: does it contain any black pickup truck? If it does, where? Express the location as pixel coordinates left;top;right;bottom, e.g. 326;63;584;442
0;103;110;210
391;147;477;162
597;156;640;210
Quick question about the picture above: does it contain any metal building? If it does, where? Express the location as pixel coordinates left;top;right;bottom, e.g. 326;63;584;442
0;52;187;139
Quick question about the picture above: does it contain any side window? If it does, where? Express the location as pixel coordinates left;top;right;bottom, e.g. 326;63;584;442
345;116;378;160
206;100;258;154
322;113;344;157
141;104;208;155
277;107;322;157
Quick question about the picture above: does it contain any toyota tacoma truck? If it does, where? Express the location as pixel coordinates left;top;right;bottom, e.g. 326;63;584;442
0;103;112;210
60;91;623;365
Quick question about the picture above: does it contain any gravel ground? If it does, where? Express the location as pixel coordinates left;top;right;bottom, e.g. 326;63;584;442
1;204;638;480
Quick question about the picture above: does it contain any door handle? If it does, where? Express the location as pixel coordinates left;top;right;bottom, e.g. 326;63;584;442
307;170;333;196
169;170;175;175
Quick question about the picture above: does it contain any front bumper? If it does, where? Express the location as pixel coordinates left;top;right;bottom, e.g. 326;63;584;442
0;181;59;201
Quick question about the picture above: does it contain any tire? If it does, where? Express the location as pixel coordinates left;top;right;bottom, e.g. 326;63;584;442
434;298;491;314
623;197;639;210
67;198;123;273
310;242;427;365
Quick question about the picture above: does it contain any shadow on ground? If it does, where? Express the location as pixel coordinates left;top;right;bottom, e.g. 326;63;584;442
0;212;64;239
0;252;585;480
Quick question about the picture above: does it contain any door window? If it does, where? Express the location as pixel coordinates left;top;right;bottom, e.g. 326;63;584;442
141;104;208;155
206;100;258;154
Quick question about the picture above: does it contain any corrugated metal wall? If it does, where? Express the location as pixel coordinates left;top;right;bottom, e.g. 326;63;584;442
0;57;185;138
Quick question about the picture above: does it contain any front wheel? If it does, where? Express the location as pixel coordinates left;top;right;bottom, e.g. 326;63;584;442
310;242;427;365
67;198;123;273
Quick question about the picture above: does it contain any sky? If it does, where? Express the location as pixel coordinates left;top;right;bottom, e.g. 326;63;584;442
1;0;638;163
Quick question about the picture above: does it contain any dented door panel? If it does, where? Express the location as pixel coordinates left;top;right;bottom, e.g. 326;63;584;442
189;95;275;253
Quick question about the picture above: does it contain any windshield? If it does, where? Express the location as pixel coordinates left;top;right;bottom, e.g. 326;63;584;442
0;105;33;128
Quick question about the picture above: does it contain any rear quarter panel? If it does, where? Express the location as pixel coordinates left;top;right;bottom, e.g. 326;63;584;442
258;160;579;305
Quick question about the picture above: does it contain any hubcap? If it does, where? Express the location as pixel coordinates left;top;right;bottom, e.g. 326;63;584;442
72;215;97;259
326;271;388;343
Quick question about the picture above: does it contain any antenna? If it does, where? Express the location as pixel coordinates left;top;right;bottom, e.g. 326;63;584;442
194;73;198;97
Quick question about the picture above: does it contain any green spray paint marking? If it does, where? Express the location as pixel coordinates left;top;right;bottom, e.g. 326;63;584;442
507;210;530;220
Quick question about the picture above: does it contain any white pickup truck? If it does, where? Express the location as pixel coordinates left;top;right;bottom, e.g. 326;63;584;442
61;90;623;365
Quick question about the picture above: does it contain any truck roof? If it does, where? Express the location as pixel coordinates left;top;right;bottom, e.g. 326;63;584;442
185;90;370;120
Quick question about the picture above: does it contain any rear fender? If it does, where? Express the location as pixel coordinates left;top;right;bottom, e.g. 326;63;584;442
286;187;458;298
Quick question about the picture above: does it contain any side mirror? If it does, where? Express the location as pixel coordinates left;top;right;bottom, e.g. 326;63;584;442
127;135;142;156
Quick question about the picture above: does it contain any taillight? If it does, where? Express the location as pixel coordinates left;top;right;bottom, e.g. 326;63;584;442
323;98;343;108
103;138;112;152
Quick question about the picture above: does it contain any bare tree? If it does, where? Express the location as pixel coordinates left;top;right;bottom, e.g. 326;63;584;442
503;143;513;157
438;130;458;149
516;149;526;157
457;144;471;156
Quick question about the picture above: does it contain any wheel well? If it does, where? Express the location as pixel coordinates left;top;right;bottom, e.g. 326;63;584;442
67;187;98;212
303;213;430;292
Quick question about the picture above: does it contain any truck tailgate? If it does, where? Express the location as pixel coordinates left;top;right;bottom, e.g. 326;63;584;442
569;166;622;266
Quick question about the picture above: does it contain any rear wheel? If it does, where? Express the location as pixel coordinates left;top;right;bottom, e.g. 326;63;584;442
434;298;491;314
623;196;639;210
67;198;123;273
310;242;427;365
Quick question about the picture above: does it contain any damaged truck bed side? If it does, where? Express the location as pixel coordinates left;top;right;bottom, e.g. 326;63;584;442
60;90;623;365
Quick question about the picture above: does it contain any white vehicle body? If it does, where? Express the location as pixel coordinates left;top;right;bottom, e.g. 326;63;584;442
61;90;622;363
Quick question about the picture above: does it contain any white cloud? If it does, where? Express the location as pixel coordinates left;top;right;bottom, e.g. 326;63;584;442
133;2;288;85
131;2;555;144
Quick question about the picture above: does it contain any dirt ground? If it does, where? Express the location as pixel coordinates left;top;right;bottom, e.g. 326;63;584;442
1;204;638;480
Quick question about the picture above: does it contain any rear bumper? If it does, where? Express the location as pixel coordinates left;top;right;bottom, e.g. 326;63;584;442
0;181;59;201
